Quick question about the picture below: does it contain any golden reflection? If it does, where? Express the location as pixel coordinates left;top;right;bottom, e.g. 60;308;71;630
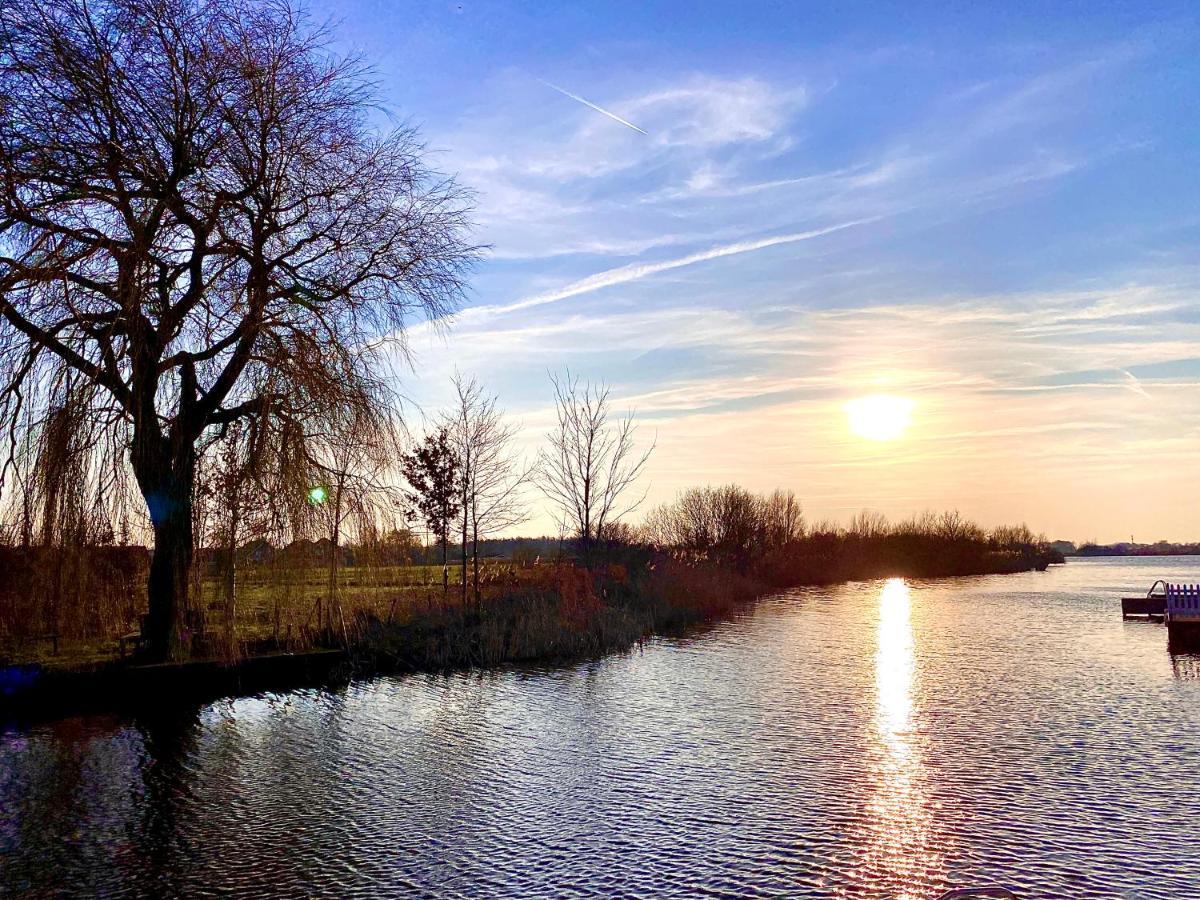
861;577;940;895
876;578;914;742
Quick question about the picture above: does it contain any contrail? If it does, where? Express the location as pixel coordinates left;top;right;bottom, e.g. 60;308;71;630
1120;369;1150;398
539;79;648;135
483;218;880;317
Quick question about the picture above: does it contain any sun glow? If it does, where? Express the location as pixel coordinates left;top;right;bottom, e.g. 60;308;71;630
845;394;915;442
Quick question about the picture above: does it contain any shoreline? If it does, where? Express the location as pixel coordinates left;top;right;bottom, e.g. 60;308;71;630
1;552;1057;726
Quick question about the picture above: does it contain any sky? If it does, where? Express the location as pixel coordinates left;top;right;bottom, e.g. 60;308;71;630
309;0;1200;543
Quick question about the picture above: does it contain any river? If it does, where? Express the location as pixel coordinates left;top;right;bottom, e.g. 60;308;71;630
3;557;1200;898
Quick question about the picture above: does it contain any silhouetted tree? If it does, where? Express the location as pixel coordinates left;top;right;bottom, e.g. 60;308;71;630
537;371;652;561
447;374;531;603
0;0;475;661
400;426;461;592
761;489;804;549
644;484;765;569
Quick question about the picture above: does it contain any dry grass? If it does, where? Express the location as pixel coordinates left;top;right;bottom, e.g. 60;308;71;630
361;555;770;671
0;558;532;668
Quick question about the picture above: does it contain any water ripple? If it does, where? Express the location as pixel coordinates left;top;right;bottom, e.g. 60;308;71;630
4;557;1200;897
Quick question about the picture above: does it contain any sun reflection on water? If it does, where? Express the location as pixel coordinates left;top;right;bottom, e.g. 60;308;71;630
860;577;941;896
877;578;915;741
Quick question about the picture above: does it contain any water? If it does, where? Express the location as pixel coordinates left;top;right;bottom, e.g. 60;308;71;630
4;557;1200;898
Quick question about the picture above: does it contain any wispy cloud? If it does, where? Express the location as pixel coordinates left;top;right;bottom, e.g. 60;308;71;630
444;56;1119;266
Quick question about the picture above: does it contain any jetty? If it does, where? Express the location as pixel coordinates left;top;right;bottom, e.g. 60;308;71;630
1121;580;1167;620
1166;583;1200;631
1122;581;1200;647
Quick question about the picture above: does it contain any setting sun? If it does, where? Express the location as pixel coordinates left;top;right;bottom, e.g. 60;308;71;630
845;394;915;441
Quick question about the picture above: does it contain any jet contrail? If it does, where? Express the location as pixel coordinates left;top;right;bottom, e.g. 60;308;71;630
539;79;648;135
484;217;880;317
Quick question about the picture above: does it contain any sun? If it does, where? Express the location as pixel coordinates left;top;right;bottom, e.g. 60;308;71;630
844;394;915;441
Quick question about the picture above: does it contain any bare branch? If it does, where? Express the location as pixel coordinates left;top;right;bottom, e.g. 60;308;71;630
536;370;654;553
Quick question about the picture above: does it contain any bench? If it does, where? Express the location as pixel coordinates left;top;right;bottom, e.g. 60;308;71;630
119;614;151;658
118;631;145;658
118;610;215;658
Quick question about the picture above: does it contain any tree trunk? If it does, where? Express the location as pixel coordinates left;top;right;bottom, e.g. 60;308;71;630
441;533;449;593
224;479;240;660
472;517;480;606
133;435;196;664
460;504;468;606
327;476;346;643
142;471;194;662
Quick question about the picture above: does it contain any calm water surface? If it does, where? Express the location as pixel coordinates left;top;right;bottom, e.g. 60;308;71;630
4;557;1200;898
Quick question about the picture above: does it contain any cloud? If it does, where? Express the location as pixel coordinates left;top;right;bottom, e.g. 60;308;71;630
402;265;1200;540
401;45;1198;539
622;77;802;149
445;57;1111;265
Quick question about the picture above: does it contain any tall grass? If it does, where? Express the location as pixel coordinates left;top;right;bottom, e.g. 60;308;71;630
0;545;148;663
358;554;764;671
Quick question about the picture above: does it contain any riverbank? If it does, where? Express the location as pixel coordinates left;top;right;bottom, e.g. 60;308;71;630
360;542;1060;672
1;544;1058;723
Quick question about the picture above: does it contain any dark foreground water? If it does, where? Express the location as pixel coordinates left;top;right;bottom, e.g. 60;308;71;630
4;558;1200;899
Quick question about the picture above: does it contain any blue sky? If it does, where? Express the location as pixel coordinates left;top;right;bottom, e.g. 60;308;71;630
311;0;1200;541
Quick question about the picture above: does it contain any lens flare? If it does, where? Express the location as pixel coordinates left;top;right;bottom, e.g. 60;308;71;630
307;486;329;505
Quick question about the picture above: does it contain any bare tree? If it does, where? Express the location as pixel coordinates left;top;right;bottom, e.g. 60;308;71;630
761;489;804;549
447;374;531;603
0;0;476;661
642;484;763;569
537;371;652;559
642;485;800;570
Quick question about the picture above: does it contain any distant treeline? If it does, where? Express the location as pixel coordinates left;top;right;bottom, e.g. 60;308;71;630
0;483;1059;674
641;486;1062;585
1062;541;1200;557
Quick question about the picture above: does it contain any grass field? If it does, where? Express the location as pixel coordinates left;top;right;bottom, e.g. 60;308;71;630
2;561;527;668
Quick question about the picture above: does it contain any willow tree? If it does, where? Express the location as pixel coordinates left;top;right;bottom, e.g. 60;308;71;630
0;0;475;661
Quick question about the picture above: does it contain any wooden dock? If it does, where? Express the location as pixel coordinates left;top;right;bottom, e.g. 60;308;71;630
1122;579;1167;620
1120;581;1200;649
1166;583;1200;623
1121;595;1166;620
1166;584;1200;646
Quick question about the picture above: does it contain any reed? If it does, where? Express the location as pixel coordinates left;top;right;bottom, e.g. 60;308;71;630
0;497;1060;672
